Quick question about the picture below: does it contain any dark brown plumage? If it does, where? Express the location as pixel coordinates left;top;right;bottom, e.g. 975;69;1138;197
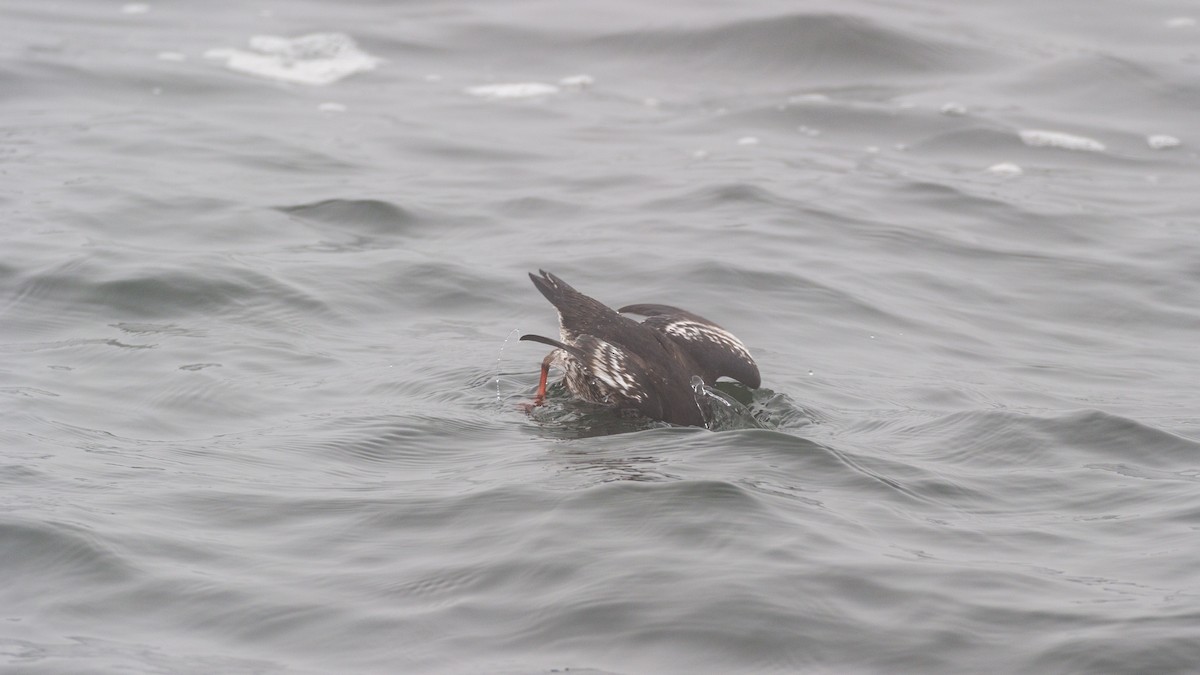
520;270;760;426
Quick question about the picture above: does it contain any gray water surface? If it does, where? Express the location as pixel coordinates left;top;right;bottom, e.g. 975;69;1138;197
3;0;1200;673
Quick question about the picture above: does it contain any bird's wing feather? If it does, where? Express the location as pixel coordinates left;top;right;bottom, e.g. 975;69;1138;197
529;270;637;342
522;331;662;417
618;303;760;388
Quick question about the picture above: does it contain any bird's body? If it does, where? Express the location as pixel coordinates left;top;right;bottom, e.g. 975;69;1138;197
520;270;760;426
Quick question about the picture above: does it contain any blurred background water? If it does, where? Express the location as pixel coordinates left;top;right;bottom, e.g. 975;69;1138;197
3;0;1199;673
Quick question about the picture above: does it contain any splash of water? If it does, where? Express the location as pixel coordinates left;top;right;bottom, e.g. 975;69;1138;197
690;375;770;430
494;328;522;404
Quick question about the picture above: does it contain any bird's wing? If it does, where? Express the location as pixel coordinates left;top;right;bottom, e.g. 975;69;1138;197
520;331;663;417
618;303;760;388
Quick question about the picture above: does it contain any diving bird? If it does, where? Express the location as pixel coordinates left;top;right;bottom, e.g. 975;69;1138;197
520;270;760;426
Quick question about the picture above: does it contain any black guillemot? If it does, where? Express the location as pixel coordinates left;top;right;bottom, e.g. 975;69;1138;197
520;270;761;426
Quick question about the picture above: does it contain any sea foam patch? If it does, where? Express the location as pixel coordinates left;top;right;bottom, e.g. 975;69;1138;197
205;33;378;86
465;75;595;100
465;83;560;99
987;162;1023;176
1018;129;1106;152
1147;134;1181;149
558;74;595;89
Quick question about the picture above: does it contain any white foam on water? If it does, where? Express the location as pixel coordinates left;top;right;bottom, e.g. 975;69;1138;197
156;52;185;62
465;74;592;101
122;3;150;14
465;83;559;99
1147;134;1181;149
788;93;830;104
318;102;347;113
1165;17;1196;27
205;33;379;86
941;102;967;116
1019;129;1106;152
559;74;594;89
737;136;760;146
987;162;1023;176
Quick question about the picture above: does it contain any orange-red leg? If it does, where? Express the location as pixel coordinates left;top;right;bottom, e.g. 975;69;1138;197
533;352;555;405
519;352;555;414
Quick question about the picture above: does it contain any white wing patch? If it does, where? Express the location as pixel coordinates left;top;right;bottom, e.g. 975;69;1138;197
663;320;753;362
555;309;571;343
588;339;647;402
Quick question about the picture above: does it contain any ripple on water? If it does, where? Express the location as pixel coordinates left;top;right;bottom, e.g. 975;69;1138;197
584;13;1005;81
4;1;1200;673
0;636;289;675
278;198;424;248
0;519;135;612
8;255;335;332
